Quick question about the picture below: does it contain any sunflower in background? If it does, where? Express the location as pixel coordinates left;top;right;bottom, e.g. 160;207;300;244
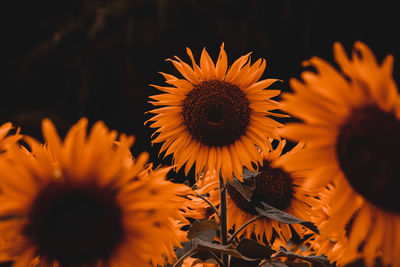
304;184;353;265
195;139;312;247
0;118;192;267
0;122;22;263
147;43;284;181
276;41;400;266
0;122;21;156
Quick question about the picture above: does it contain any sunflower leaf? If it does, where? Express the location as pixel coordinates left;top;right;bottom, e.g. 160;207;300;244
174;240;195;259
255;202;319;234
191;250;216;262
236;238;276;260
243;168;260;181
228;176;256;202
272;246;331;267
170;240;198;267
229;239;277;267
187;219;219;241
194;238;259;261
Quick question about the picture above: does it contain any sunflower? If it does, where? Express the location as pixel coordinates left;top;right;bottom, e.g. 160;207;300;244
0;118;192;267
196;139;312;246
0;122;21;155
147;44;284;181
0;122;21;262
276;41;400;266
304;184;355;265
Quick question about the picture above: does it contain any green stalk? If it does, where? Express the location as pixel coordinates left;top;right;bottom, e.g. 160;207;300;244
218;174;229;266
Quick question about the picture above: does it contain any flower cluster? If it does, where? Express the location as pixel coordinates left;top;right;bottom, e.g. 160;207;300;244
148;42;400;267
0;119;193;266
1;41;399;267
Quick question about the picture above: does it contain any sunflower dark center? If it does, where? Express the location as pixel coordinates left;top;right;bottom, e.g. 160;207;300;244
207;107;224;124
182;80;251;147
23;181;124;266
337;105;400;214
227;181;257;216
253;163;295;211
227;163;295;216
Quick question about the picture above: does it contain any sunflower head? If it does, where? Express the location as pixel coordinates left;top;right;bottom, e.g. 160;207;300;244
147;44;284;181
227;140;310;243
0;118;192;267
0;122;22;262
277;41;400;266
227;140;304;214
0;122;21;156
303;184;355;265
195;140;310;245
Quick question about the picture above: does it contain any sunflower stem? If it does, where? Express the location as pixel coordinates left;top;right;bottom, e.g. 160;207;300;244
195;193;221;219
218;174;229;266
172;247;199;267
208;251;226;267
227;215;263;244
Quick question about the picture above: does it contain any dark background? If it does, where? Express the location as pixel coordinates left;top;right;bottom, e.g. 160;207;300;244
3;0;399;182
0;1;398;266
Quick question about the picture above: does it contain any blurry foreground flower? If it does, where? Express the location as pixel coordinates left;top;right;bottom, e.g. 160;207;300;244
0;122;21;156
277;42;400;266
197;140;311;246
0;122;22;262
304;184;351;265
147;44;284;181
0;118;191;267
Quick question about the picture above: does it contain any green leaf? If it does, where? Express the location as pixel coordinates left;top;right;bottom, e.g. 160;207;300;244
174;240;195;259
242;168;259;181
194;238;258;261
197;229;218;242
227;176;256;202
191;250;215;262
187;219;219;241
230;239;277;267
170;240;197;267
236;238;276;260
255;202;319;234
273;246;332;267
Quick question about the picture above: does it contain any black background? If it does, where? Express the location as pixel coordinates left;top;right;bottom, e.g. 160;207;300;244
3;0;400;183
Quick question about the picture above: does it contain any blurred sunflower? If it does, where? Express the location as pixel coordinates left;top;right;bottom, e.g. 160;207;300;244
0;118;192;267
0;122;21;155
0;122;21;262
304;184;354;265
276;41;400;266
196;140;311;246
147;44;284;181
